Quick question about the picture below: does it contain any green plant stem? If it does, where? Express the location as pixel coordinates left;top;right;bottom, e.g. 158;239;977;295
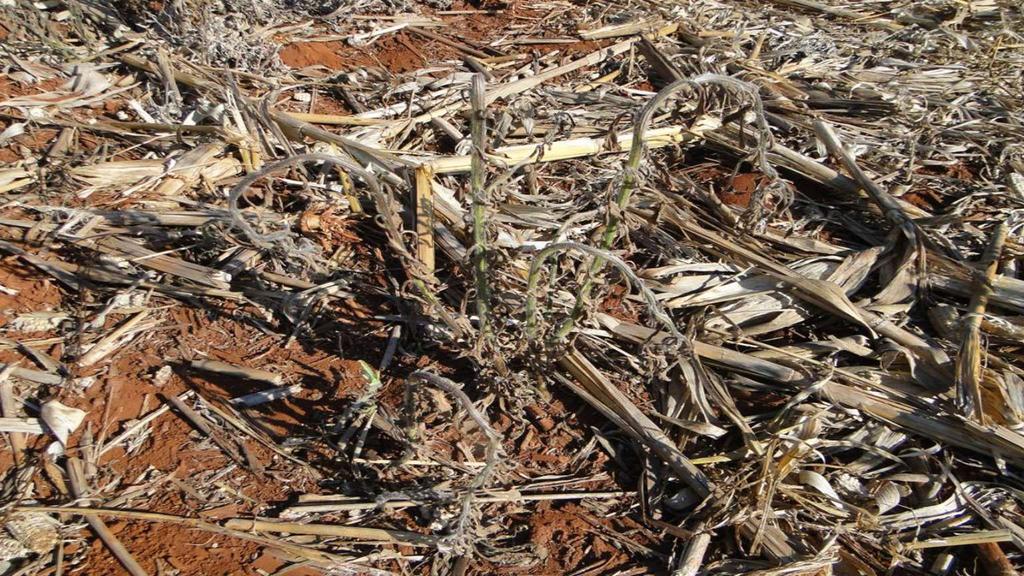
527;242;684;345
556;75;777;339
470;73;492;341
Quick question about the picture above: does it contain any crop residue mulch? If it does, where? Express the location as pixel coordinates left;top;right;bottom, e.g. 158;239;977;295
2;0;1024;575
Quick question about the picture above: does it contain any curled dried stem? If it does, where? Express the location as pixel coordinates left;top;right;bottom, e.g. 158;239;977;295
559;74;786;338
227;153;380;249
227;153;468;335
404;371;502;553
525;242;685;347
